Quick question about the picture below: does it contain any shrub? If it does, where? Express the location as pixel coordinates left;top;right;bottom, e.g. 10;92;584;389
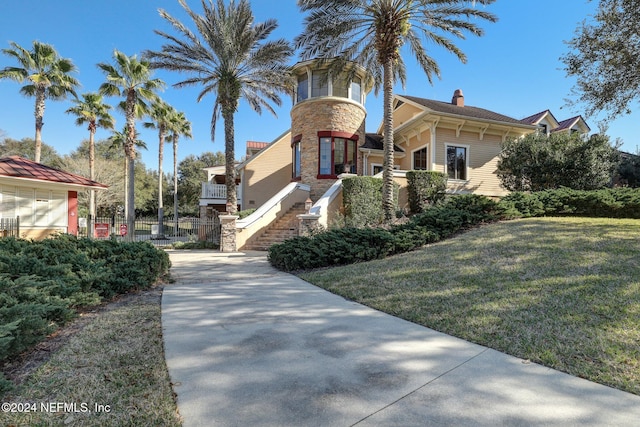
406;171;447;213
502;188;640;219
342;176;384;227
0;235;170;369
270;194;507;272
342;176;399;227
269;227;396;271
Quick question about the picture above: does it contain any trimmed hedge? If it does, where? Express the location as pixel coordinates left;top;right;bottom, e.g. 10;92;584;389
269;195;507;271
406;170;447;213
502;187;640;218
342;176;399;227
0;235;170;388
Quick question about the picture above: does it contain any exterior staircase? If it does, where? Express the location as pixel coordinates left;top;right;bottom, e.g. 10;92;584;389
244;203;307;251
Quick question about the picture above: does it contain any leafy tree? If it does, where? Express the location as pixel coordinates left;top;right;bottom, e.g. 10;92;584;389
0;41;79;163
562;0;640;121
616;151;640;187
295;0;497;222
63;146;125;217
146;0;293;215
177;152;225;215
0;137;64;169
65;93;115;234
144;100;175;234
167;110;192;220
497;132;620;191
98;50;164;239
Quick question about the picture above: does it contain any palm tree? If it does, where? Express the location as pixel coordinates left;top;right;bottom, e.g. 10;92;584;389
98;50;164;240
107;127;147;220
167;110;192;227
0;41;79;163
145;0;293;215
143;100;175;237
66;93;115;237
295;0;497;222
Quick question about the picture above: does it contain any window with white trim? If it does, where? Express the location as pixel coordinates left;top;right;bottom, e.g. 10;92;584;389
446;145;468;180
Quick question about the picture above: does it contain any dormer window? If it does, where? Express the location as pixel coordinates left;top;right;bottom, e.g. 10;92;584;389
539;124;548;135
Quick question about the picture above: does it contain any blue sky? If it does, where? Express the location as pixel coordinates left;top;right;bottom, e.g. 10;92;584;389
1;0;638;174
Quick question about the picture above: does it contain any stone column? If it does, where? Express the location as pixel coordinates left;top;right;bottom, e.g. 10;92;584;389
297;213;322;237
219;215;239;252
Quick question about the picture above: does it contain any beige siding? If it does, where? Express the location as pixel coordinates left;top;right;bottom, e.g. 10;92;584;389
394;103;423;128
241;132;293;209
434;128;508;197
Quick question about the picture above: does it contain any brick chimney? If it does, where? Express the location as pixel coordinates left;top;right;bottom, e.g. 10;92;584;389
452;89;464;107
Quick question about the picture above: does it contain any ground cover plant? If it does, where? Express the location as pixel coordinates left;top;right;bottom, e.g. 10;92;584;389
269;194;509;271
299;217;640;395
1;287;181;426
0;235;170;391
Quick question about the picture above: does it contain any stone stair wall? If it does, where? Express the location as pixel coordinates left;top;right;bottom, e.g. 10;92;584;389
243;203;306;251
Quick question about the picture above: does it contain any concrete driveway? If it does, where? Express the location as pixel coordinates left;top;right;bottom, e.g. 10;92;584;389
162;250;640;426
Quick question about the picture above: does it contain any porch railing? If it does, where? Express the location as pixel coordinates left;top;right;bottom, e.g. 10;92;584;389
201;183;242;202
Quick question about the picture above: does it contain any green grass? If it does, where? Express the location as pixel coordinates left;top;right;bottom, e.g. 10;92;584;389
300;217;640;395
1;287;181;426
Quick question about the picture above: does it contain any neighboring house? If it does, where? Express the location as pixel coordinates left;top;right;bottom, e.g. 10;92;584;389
0;156;108;240
521;109;590;136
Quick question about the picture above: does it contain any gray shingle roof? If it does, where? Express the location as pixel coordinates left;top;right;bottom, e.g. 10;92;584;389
400;95;529;126
362;133;404;152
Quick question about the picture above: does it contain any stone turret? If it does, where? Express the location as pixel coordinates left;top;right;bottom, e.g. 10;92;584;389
290;60;373;200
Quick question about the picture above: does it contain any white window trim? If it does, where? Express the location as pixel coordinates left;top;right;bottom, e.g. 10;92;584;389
370;163;383;176
444;143;470;182
411;144;429;171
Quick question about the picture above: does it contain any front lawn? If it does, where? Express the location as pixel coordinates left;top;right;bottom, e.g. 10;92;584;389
300;217;640;395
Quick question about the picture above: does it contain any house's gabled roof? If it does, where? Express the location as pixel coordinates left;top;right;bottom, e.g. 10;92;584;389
361;133;404;153
0;156;108;189
553;115;591;133
400;95;528;126
521;110;551;125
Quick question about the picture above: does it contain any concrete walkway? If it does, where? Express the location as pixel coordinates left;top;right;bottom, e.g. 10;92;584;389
162;250;640;427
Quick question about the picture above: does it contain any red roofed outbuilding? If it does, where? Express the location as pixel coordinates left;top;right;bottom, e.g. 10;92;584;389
0;156;108;239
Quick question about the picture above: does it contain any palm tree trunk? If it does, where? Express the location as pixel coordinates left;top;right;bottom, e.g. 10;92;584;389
173;138;179;235
125;92;137;242
157;128;165;237
34;88;46;163
382;58;395;222
89;129;96;238
126;150;135;242
223;108;237;215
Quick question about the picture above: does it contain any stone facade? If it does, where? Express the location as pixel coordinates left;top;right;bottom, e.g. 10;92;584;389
219;215;238;252
291;97;366;201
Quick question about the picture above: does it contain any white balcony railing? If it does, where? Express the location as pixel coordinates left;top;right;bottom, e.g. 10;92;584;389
201;183;242;202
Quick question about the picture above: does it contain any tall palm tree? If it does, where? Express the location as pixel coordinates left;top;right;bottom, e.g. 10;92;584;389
66;93;115;236
295;0;497;221
145;0;293;215
167;110;192;225
107;127;147;220
98;50;164;240
144;100;175;237
0;41;79;163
